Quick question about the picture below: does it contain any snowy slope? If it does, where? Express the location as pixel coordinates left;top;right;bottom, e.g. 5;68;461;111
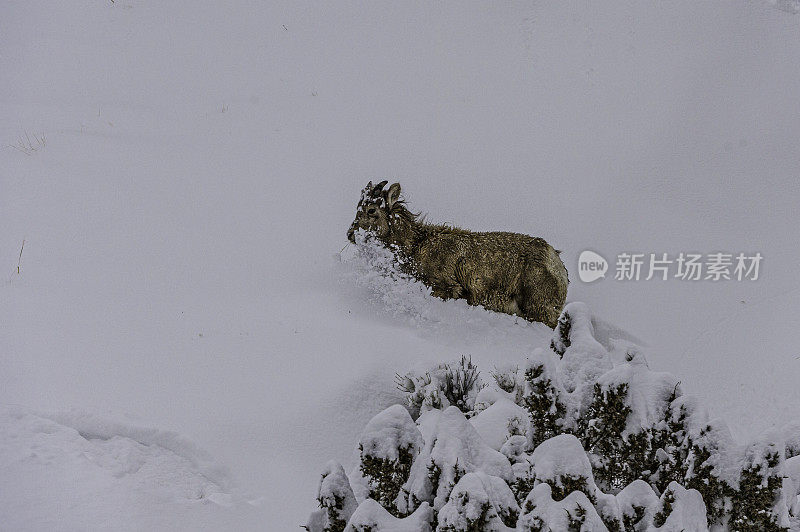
0;406;263;531
2;1;800;529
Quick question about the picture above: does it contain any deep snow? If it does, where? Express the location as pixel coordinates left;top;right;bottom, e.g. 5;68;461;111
2;1;800;529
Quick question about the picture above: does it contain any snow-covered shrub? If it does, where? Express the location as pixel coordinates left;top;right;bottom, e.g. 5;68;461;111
509;460;536;506
486;364;526;413
396;407;512;516
653;394;732;526
575;361;670;493
729;437;790;531
575;351;733;524
651;482;708;532
522;435;623;529
782;422;800;459
345;499;435;531
518;483;607;531
553;303;614;433
578;381;635;493
437;472;519;531
550;307;572;357
490;364;523;399
396;370;441;416
530;434;597;504
499;435;537;504
649;393;692;489
500;435;527;464
553;303;612;386
522;349;567;449
396;356;482;417
306;461;358;532
566;350;643;488
440;356;482;413
358;405;423;516
681;425;733;524
469;398;530;452
472;385;519;416
308;300;800;530
616;480;659;531
783;455;800;518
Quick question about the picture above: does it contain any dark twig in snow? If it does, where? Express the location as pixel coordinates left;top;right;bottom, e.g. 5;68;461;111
17;239;25;274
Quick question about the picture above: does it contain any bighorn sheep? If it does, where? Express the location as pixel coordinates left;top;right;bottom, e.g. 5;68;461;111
347;181;568;327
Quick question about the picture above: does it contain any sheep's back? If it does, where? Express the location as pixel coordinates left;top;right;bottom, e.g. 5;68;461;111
417;230;561;285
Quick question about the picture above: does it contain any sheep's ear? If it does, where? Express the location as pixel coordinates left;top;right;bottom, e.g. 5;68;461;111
386;183;401;209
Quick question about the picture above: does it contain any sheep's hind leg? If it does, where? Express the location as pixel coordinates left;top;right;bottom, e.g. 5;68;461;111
452;260;519;317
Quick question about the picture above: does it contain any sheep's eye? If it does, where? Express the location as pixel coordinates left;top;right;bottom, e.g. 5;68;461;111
367;207;377;215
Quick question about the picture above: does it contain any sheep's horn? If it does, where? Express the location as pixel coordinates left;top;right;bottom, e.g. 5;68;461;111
372;180;388;195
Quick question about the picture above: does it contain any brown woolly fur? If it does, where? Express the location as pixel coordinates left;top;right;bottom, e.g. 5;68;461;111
348;181;569;328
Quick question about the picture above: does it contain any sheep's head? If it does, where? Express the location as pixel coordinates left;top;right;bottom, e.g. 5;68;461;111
347;180;402;243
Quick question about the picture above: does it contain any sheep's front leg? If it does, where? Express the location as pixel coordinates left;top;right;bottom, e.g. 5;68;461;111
483;292;522;317
453;258;481;306
430;286;452;300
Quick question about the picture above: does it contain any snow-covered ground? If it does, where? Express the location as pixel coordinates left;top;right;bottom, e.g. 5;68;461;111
2;1;800;529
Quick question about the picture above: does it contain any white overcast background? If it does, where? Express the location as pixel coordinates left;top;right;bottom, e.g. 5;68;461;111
2;1;799;529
